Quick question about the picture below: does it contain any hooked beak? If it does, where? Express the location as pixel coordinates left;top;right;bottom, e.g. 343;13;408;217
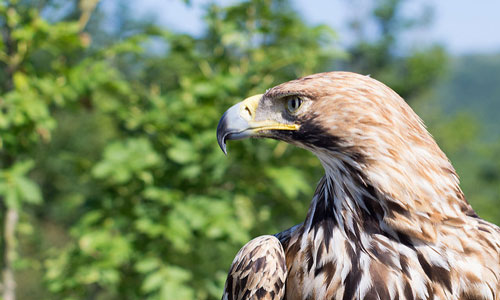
216;94;299;154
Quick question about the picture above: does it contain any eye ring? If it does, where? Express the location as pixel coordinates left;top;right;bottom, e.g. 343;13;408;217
286;97;302;114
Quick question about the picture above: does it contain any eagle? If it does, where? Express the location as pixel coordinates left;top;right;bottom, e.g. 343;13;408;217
216;72;500;300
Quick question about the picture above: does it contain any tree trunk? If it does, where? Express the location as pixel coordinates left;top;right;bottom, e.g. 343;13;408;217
2;208;18;300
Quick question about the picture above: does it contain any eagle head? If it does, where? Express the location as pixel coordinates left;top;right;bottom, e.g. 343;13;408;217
217;71;474;242
219;72;430;158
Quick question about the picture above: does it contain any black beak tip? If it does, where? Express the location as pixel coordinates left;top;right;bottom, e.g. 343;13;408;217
217;114;228;156
218;136;228;156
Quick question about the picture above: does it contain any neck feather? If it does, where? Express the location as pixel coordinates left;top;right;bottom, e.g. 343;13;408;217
304;151;388;241
304;148;475;244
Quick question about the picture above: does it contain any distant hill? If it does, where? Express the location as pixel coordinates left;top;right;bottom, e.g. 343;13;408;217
436;53;500;138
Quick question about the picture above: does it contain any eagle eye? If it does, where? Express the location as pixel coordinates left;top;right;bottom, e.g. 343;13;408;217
286;97;302;114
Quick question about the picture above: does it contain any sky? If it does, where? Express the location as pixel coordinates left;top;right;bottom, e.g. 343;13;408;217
132;0;500;55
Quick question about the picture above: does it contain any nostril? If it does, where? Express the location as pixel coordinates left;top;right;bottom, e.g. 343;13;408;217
243;105;253;120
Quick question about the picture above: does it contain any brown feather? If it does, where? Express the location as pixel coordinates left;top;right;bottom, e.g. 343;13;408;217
222;235;287;300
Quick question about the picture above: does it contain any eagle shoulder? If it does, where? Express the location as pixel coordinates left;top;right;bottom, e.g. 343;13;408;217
222;235;287;300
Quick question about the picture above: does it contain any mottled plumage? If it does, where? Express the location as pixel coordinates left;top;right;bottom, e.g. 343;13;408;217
217;72;500;300
222;235;287;300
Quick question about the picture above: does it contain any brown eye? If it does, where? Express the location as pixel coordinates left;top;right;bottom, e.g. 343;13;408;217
287;97;302;113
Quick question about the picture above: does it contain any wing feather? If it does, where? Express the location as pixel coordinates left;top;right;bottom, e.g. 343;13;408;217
222;235;287;300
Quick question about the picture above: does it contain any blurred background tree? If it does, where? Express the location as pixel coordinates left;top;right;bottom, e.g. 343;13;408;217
0;0;498;299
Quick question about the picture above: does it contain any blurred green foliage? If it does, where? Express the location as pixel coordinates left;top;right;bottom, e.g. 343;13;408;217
0;0;498;299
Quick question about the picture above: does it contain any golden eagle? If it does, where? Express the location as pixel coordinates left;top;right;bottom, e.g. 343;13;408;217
216;72;500;300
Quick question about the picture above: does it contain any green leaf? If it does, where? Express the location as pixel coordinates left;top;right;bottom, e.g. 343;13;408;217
167;138;197;164
15;176;42;204
265;166;311;198
92;138;161;184
142;270;164;293
135;257;160;273
0;160;42;208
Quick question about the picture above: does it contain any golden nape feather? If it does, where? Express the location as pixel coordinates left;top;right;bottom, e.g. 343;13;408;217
217;72;500;300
